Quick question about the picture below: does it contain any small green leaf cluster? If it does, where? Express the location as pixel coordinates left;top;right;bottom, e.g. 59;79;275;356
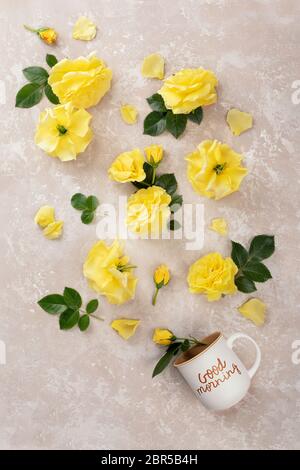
143;93;203;139
38;287;101;332
232;235;275;293
15;54;59;108
71;193;99;224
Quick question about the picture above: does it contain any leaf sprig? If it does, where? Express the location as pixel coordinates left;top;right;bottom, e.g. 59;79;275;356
143;93;203;139
232;234;275;293
153;335;206;378
15;54;59;108
38;287;103;332
71;193;99;224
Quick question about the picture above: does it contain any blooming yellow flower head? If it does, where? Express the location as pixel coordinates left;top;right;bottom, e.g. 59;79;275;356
152;328;174;346
108;149;145;183
34;205;55;228
39;28;57;44
72;17;97;41
186;140;248;200
154;265;170;286
141;53;165;79
209;218;228;236
226;108;253;136
43;221;64;240
144;144;164;165
158;68;218;114
126;186;171;236
83;240;137;305
120;104;138;125
34;103;93;162
111;318;140;340
187;252;238;301
48;53;112;109
238;298;266;326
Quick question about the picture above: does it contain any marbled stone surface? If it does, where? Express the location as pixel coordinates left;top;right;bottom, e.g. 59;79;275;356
0;0;299;450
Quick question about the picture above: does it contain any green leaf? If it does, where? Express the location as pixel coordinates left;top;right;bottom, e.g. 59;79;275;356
166;111;187;138
46;54;58;68
37;294;67;314
86;195;99;212
170;194;183;213
81;210;94;225
146;93;167;112
22;66;49;85
231;241;249;268
188;106;203;124
44;84;59;104
155;173;177;195
15;83;44;108
168;219;181;231
59;309;80;330
71;193;88;211
249;235;275;261
78;315;90;331
63;287;82;310
143;111;167;136
242;261;272;283
235;276;257;293
131;162;153;189
152;346;180;378
86;299;99;314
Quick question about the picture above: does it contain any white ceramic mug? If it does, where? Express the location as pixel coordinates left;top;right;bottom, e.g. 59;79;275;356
174;331;261;411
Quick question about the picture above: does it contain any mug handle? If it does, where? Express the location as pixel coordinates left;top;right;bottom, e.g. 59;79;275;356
227;333;261;378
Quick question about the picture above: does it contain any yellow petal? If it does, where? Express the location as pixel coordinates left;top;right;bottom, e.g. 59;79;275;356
72;17;97;41
43;221;64;240
226;108;253;136
141;53;165;79
238;298;266;326
209;218;228;236
120;104;138;125
34;205;55;228
110;318;140;340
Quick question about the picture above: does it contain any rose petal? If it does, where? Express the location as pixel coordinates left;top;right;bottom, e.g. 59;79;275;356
226;108;253;136
209;218;228;236
72;16;97;41
34;206;55;228
238;298;266;326
110;318;140;340
120;104;138;125
43;221;64;240
141;53;165;79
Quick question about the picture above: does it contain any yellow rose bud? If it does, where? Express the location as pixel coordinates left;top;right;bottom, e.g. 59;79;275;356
108;149;145;183
154;264;170;286
186;140;248;200
152;328;174;346
34;205;55;228
144;145;164;165
43;221;63;240
39;28;57;44
187;252;238;301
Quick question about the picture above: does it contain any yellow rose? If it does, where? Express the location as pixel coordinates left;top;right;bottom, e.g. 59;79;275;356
126;186;171;236
154;265;170;286
108;149;145;183
83;240;137;305
48;53;112;109
187;252;238;301
39;28;57;44
158;68;218;114
152;328;174;346
34;103;93;162
34;205;55;228
186;140;248;200
144;145;163;165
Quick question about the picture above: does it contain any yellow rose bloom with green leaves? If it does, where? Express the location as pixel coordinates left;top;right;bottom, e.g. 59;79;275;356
48;53;112;109
35;103;93;162
187;252;238;301
83;240;137;305
186;140;248;200
108;149;145;183
126;186;171;236
158;68;218;114
152;328;174;346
